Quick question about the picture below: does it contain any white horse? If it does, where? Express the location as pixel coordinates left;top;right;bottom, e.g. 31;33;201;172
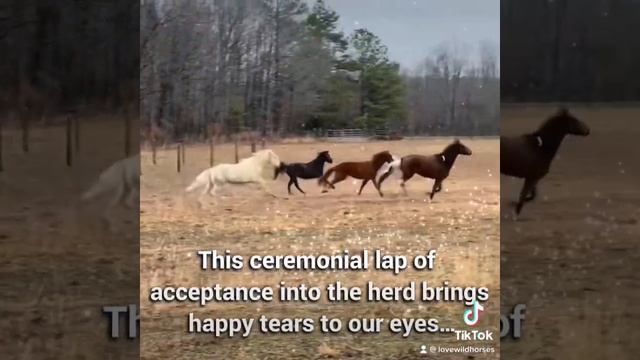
82;154;140;207
81;154;140;229
185;149;281;201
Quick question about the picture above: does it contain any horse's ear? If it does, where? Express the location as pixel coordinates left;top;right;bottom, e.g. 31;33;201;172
557;107;569;116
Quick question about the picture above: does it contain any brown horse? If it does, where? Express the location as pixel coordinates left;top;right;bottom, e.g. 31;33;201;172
318;151;394;197
501;108;590;215
378;140;472;199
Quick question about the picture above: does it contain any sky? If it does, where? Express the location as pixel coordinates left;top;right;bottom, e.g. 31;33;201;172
323;0;500;70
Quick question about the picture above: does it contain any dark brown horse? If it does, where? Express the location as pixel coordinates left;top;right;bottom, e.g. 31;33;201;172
318;151;394;197
378;140;472;199
501;108;590;215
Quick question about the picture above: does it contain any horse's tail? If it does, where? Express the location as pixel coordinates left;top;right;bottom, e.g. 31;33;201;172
185;170;208;193
82;161;120;201
318;166;336;187
275;163;288;179
82;177;108;201
376;158;402;185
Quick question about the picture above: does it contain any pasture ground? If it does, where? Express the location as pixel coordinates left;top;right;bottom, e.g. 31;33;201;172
0;118;139;359
141;138;500;359
501;105;640;359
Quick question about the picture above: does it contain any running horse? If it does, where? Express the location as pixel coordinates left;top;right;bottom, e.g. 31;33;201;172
318;151;394;197
377;139;472;199
277;151;333;194
501;108;590;215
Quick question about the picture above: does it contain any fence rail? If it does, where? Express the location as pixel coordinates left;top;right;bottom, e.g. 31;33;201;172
325;128;393;142
326;128;367;138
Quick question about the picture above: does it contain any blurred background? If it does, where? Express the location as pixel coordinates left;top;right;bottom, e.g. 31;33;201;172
501;0;640;359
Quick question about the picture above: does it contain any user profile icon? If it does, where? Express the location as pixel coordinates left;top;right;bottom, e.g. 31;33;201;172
420;345;428;354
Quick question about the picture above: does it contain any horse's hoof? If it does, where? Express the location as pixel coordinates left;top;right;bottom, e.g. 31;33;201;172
321;190;328;193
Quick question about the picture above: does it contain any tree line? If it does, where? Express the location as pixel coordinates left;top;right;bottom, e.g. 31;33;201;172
141;0;499;141
501;0;640;102
0;0;139;120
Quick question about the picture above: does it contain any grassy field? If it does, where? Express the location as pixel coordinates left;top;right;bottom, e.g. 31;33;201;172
501;105;640;359
140;138;500;359
0;118;139;359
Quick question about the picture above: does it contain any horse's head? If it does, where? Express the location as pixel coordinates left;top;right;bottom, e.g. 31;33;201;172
449;139;473;156
550;108;590;136
318;150;333;164
372;151;394;169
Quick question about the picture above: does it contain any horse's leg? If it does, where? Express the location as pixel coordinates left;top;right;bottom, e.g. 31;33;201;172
202;181;212;196
401;172;414;196
101;182;125;230
429;180;442;200
259;179;278;198
329;172;347;188
377;168;393;191
293;177;305;195
323;172;347;193
524;184;537;202
125;188;138;209
373;178;384;198
287;176;294;195
109;181;126;209
357;179;369;195
516;178;536;215
208;181;218;197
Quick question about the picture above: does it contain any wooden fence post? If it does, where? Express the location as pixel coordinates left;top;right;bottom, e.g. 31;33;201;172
0;118;3;172
176;144;181;172
124;111;131;157
66;116;72;167
234;136;239;163
73;115;80;153
209;136;215;167
181;142;186;164
152;140;157;165
21;115;29;153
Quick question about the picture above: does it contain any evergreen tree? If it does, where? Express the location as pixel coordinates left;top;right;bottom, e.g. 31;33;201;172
350;29;406;130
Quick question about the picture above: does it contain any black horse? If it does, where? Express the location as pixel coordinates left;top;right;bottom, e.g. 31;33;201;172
278;151;333;194
501;108;590;215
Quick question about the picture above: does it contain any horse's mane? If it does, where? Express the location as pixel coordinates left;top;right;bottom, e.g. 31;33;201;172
239;149;276;165
439;140;463;157
252;149;273;157
440;142;457;155
371;151;391;168
535;109;571;135
535;115;559;134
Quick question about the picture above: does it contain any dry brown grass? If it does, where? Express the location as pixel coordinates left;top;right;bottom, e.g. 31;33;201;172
501;105;640;359
0;118;139;359
141;138;500;359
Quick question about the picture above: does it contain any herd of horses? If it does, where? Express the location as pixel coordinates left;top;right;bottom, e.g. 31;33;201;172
76;107;588;231
184;108;590;215
185;139;473;202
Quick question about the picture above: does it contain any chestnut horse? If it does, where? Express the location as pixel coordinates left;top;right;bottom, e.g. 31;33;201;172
501;108;590;215
378;140;472;199
318;151;394;197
